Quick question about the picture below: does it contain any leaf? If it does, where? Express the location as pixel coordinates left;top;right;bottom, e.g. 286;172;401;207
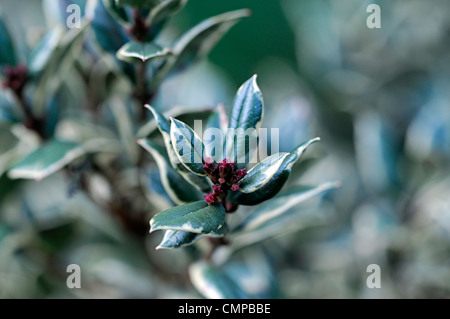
0;92;20;123
144;105;212;193
189;261;250;299
33;22;90;116
8;140;83;181
150;200;225;234
170;118;209;176
233;138;321;205
231;205;333;251
146;0;187;26
27;29;63;76
228;75;264;131
156;224;228;250
116;0;159;8
234;182;341;233
90;0;130;54
225;75;263;163
116;41;172;63
238;152;290;193
0;11;17;67
102;0;131;26
151;9;250;89
138;139;202;204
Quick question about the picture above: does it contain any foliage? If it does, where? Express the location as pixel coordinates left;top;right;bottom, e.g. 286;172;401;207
0;0;337;298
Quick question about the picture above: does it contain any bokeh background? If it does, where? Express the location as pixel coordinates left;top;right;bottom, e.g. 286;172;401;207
1;0;449;298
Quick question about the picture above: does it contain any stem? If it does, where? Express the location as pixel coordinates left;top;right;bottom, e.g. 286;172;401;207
135;61;147;122
14;89;46;140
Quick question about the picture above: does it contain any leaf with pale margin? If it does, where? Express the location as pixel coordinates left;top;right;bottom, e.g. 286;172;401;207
189;261;250;299
234;138;320;205
156;224;228;250
138;139;202;204
170;118;209;176
150;200;225;234
117;41;172;63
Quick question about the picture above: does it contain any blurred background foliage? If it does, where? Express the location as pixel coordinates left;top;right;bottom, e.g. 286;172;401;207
1;0;450;298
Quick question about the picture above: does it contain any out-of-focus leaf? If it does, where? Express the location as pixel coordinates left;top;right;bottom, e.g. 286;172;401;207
150;200;225;234
102;0;131;26
116;0;159;8
146;0;187;26
33;22;90;116
231;204;334;251
234;182;340;233
170;118;209;176
8;140;83;181
117;41;172;63
138;139;202;204
0;12;17;67
189;261;250;299
152;9;250;88
234;138;320;205
226;75;263;163
354;111;398;192
27;29;63;76
0;92;20;124
156;224;228;250
90;0;129;54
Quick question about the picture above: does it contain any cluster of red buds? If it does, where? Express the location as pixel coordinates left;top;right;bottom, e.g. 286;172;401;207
2;65;27;94
203;158;246;205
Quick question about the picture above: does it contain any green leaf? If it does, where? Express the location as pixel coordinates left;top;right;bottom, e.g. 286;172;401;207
102;0;131;25
189;261;250;299
116;41;172;63
27;29;63;76
170;118;209;176
146;0;187;26
151;9;251;89
234;138;321;205
234;182;341;233
138;139;202;204
228;75;264;130
156;224;228;250
91;0;130;54
144;105;211;193
116;0;159;8
225;75;263;163
33;22;90;116
8;140;83;181
231;204;335;251
238;152;290;193
0;12;17;67
150;200;225;234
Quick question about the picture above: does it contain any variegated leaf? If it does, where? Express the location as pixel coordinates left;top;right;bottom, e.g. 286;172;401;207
150;200;225;234
145;105;212;193
234;137;320;205
156;223;228;250
146;0;187;26
189;261;250;299
170;118;209;176
233;182;340;233
117;41;172;63
225;75;264;164
138;139;202;204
